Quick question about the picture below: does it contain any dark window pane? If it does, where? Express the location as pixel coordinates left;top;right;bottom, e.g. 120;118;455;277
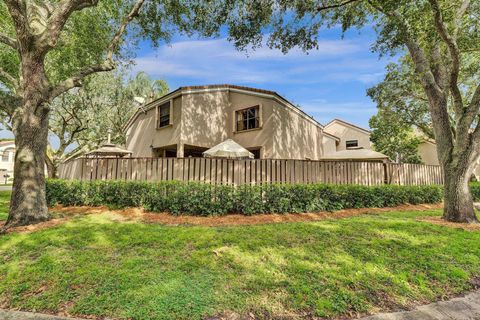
158;102;170;127
346;140;358;148
248;117;256;129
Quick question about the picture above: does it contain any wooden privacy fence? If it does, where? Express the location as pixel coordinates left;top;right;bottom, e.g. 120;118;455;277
58;157;443;186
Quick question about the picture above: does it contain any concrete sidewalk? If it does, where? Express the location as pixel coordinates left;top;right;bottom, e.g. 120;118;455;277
362;290;480;320
0;310;84;320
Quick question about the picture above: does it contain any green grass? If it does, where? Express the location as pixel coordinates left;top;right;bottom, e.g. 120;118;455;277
0;191;10;220
1;208;479;319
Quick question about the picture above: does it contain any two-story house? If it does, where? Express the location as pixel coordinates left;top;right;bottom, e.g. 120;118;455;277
124;85;330;160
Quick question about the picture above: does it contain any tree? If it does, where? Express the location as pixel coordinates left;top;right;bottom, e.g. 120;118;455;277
0;0;227;229
367;60;435;140
2;0;480;226
46;71;168;178
369;109;423;164
196;0;480;223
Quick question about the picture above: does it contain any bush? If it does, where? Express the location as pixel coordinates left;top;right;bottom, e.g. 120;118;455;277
470;182;480;201
46;179;444;216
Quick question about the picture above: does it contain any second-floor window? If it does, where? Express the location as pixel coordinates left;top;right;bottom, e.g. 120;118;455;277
236;105;260;131
346;140;358;148
158;101;170;128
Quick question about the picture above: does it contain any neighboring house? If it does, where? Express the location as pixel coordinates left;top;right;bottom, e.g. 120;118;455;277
417;139;440;165
0;140;15;181
323;119;372;153
125;84;330;160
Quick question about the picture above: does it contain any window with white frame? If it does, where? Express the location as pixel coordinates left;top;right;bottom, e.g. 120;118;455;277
236;105;260;131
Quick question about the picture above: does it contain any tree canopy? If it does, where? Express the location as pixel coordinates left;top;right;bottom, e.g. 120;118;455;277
46;70;168;177
2;0;480;227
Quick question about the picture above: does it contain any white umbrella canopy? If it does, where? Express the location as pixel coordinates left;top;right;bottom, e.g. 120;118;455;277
203;139;254;159
85;143;132;158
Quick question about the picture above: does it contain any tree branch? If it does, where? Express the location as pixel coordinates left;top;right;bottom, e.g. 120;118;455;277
48;0;145;100
368;0;454;162
0;91;21;116
40;0;99;51
0;67;18;90
428;0;462;112
316;0;363;12
0;33;19;50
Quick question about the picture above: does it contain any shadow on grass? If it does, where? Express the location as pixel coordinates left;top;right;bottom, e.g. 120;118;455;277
0;210;479;319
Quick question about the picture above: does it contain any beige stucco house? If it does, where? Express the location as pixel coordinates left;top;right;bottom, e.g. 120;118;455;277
323;119;441;165
323;119;372;153
125;85;329;160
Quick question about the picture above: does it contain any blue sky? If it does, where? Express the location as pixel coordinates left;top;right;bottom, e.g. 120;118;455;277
0;25;394;141
131;26;395;129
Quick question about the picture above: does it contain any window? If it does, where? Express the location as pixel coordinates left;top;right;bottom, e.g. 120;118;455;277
346;140;358;148
158;101;171;128
2;148;13;162
236;106;260;131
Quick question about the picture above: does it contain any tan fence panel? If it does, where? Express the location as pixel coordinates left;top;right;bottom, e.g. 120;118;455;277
58;157;444;186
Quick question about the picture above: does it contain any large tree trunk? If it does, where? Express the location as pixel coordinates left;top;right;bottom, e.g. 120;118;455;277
3;53;51;229
442;164;479;223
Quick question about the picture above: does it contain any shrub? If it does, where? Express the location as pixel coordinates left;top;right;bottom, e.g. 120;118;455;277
470;182;480;201
46;179;444;216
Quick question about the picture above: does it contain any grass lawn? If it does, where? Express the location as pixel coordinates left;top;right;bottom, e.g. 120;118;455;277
0;199;479;319
0;191;10;221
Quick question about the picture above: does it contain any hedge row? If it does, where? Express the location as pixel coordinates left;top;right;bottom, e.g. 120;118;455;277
46;179;443;216
470;182;480;201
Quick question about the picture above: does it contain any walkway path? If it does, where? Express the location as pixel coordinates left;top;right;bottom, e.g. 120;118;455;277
362;290;480;320
0;310;83;320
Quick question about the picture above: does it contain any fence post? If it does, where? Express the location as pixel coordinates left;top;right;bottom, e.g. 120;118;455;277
383;162;389;184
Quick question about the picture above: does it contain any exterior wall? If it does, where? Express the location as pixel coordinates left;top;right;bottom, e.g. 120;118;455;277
324;121;371;151
418;141;439;165
180;90;230;148
126;88;326;160
126;96;182;157
229;91;275;158
270;103;324;160
322;135;338;156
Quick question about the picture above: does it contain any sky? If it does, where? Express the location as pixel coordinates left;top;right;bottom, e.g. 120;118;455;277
0;24;396;142
131;26;395;129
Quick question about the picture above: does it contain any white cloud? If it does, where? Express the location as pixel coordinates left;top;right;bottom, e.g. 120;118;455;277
131;37;384;85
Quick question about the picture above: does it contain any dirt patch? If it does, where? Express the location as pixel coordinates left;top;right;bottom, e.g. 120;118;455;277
418;216;480;232
2;207;98;234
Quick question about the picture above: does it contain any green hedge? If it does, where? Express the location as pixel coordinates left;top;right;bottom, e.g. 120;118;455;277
46;179;443;216
470;182;480;201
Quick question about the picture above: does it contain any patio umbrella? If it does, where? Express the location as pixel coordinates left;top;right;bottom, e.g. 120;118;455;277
203;139;254;159
85;143;132;158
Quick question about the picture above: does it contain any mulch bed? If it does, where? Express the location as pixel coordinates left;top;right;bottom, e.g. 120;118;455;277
1;203;445;234
418;216;480;232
